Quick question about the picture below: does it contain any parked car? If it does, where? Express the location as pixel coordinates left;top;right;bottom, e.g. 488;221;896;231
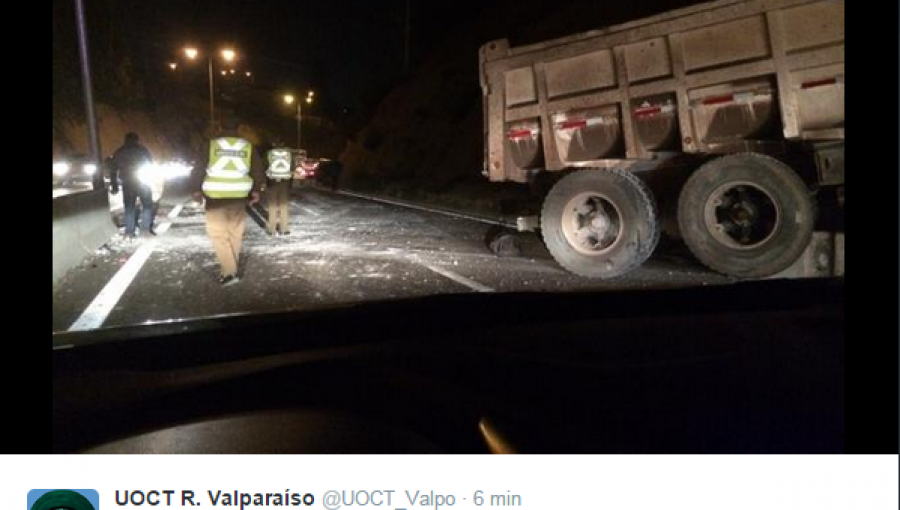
296;159;320;180
293;151;324;183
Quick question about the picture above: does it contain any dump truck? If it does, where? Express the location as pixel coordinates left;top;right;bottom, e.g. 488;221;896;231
479;0;844;278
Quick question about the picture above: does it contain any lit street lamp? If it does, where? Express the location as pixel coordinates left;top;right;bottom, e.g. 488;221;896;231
284;92;313;151
182;46;238;134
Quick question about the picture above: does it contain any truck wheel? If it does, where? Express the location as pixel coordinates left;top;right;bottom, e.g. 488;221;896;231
541;168;660;278
677;153;815;278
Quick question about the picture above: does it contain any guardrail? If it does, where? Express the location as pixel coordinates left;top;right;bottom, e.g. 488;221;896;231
53;189;116;287
323;187;519;229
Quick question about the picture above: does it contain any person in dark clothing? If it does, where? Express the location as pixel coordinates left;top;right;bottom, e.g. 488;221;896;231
110;133;155;239
190;116;265;286
326;159;343;191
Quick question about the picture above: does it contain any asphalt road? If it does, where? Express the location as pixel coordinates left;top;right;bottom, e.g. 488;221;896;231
53;184;94;199
52;183;731;332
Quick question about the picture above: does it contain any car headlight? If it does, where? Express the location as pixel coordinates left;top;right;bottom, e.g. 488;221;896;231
83;164;97;175
53;163;70;176
161;162;192;179
138;163;157;185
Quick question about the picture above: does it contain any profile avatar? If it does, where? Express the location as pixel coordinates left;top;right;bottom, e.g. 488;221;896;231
31;490;96;510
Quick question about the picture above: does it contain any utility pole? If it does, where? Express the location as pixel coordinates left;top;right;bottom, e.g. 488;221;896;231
74;0;103;190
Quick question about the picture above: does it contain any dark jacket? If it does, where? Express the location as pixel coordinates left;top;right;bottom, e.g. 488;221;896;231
190;131;265;209
111;142;153;187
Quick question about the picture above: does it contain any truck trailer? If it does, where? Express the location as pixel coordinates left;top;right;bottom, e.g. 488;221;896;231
479;0;844;278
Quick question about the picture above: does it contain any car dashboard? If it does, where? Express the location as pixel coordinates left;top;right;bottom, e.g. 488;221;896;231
53;279;845;453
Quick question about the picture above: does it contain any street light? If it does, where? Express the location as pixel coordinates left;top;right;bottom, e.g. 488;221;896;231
282;92;313;152
168;62;178;70
181;46;238;134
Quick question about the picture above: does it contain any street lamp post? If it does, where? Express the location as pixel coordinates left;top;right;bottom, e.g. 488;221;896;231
303;94;315;150
303;93;314;154
284;93;311;152
207;56;215;134
184;47;236;135
74;0;103;191
297;101;303;151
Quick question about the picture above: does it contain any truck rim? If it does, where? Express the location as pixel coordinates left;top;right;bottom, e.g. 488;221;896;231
561;192;623;256
704;181;781;251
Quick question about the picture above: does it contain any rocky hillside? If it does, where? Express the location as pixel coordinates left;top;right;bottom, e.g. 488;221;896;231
338;0;702;215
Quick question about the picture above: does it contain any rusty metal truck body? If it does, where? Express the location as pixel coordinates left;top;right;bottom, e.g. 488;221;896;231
479;0;843;279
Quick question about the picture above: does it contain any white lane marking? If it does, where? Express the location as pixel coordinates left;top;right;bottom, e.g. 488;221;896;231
68;202;186;332
418;262;495;293
155;203;184;234
68;244;156;331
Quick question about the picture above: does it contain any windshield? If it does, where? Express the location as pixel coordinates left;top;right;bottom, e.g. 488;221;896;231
52;0;844;335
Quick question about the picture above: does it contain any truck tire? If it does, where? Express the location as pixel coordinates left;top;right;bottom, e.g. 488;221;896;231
677;153;815;278
541;168;660;278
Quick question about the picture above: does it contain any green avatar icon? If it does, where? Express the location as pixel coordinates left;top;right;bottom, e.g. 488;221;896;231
31;490;96;510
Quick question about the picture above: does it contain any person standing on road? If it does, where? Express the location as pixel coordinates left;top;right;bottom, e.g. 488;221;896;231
190;115;265;287
110;132;155;239
326;159;343;191
264;140;294;236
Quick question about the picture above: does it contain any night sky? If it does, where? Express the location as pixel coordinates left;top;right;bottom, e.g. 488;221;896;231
55;0;705;112
87;0;495;109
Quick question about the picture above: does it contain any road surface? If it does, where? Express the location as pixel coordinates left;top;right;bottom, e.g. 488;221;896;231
53;184;94;199
52;183;731;332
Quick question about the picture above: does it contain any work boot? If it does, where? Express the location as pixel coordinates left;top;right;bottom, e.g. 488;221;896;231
219;274;241;287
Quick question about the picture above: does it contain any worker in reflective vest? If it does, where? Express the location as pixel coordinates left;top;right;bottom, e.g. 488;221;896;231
265;142;294;236
191;115;265;287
